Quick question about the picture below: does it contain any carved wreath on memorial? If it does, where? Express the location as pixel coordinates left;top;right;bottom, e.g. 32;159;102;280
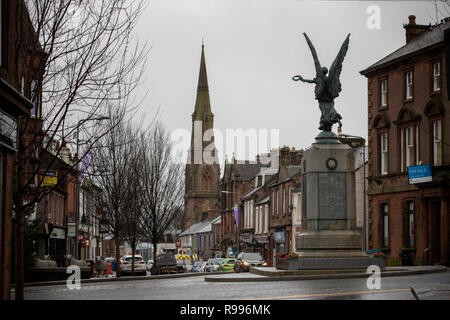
326;157;338;171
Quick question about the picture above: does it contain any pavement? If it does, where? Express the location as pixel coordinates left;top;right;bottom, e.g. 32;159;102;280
19;270;229;288
18;265;447;287
204;265;448;282
18;269;450;300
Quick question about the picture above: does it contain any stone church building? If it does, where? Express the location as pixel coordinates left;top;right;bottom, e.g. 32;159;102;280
183;45;221;231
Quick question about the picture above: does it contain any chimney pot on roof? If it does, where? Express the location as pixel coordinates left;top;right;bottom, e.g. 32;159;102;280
280;146;290;167
404;15;429;44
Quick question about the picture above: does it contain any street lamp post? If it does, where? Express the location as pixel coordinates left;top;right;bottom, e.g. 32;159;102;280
75;116;110;259
221;191;240;255
234;203;239;254
338;133;367;251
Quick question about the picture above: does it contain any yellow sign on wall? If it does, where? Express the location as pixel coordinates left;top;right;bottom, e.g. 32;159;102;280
41;171;58;186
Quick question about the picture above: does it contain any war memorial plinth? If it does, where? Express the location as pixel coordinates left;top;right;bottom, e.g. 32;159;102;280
293;132;384;269
290;33;385;270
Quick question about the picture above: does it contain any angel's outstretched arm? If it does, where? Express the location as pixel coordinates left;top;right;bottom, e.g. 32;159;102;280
292;75;316;84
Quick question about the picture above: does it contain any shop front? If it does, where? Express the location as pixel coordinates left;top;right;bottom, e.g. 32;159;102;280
273;230;286;255
78;233;90;260
0;109;20;299
49;226;66;266
241;234;253;252
66;221;77;257
36;223;50;258
253;235;269;262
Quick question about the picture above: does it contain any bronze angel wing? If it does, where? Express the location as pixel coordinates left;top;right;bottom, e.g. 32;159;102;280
303;33;324;98
328;33;351;99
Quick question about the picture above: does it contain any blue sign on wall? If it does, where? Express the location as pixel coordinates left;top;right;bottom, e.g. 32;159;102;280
273;232;285;243
408;165;433;184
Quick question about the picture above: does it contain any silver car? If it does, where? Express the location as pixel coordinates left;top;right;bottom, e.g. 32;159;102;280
205;258;224;272
204;258;215;272
119;255;147;276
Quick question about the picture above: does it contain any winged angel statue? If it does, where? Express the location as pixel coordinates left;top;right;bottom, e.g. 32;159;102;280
293;33;350;132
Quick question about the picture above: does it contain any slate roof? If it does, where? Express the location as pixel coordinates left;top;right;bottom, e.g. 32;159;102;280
241;165;281;201
241;186;263;200
256;196;270;205
287;165;301;178
211;216;221;225
361;20;450;74
179;216;220;236
179;221;206;237
234;162;269;181
196;222;212;234
179;224;197;237
259;167;279;176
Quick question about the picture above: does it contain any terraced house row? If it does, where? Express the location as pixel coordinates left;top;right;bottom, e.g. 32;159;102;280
0;1;107;299
361;15;450;266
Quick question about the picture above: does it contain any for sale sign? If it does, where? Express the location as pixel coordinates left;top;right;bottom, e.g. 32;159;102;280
408;165;433;184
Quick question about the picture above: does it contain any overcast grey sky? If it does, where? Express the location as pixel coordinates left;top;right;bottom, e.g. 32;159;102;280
134;0;443;164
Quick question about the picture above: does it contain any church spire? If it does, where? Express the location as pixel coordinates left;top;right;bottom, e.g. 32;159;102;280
197;43;209;91
183;42;220;232
192;43;212;120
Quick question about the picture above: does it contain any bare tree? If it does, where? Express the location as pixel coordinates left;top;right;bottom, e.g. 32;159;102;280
121;135;147;276
138;123;185;273
436;1;450;20
89;106;141;278
13;0;148;299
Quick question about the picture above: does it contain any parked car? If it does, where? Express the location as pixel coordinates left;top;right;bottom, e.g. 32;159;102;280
204;258;215;272
146;260;154;271
205;257;224;272
199;261;208;272
217;258;236;272
155;253;178;274
191;261;206;273
212;258;224;271
234;252;267;272
119;255;147;276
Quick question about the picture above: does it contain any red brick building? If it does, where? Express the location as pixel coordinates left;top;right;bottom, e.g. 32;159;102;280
33;144;77;267
268;147;302;266
361;16;450;266
241;163;277;262
0;0;43;299
221;157;265;256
